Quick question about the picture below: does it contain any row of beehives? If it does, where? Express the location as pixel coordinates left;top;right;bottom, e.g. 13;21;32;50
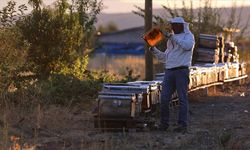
98;80;177;119
193;62;246;86
155;62;247;89
190;62;246;88
97;62;247;119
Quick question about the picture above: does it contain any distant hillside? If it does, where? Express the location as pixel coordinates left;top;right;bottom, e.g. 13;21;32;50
96;13;144;30
96;6;250;36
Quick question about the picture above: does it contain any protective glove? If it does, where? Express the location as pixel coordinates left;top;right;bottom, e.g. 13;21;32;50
149;46;155;51
162;31;173;39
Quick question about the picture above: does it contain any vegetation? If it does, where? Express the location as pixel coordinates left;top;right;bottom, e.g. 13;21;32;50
0;0;250;149
0;0;123;106
17;0;101;80
0;1;29;93
133;0;250;44
97;21;119;33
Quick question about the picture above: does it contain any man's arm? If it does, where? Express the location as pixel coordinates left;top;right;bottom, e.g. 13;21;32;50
171;34;195;51
150;47;167;63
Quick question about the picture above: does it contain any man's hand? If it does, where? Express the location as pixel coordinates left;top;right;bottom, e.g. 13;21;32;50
162;31;173;39
149;46;155;51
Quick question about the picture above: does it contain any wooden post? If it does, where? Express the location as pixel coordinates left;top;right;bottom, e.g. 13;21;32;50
145;0;153;81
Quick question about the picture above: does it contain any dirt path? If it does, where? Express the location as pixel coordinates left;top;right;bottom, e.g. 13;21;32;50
2;82;250;150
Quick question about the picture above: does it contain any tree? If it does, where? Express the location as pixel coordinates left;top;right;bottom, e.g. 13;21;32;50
28;0;42;10
0;1;28;92
0;1;27;27
145;0;153;81
75;0;102;54
135;0;250;41
134;0;250;67
17;0;102;79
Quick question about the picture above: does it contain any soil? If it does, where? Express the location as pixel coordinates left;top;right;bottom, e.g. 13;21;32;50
2;81;250;150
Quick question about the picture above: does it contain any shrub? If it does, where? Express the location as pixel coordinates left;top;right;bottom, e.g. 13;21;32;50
17;0;102;80
0;1;29;93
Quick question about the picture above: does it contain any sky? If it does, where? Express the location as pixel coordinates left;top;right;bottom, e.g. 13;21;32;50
101;0;250;13
0;0;250;14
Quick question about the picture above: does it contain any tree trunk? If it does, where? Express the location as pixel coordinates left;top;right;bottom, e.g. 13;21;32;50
145;0;153;81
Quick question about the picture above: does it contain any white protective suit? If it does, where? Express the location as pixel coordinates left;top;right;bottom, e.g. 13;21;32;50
152;17;195;69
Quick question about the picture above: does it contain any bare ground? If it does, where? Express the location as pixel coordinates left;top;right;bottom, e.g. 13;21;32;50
1;81;250;150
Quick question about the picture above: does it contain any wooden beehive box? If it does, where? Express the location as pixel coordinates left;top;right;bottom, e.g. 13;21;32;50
102;83;151;112
195;48;219;64
143;28;164;47
239;62;247;76
227;63;239;79
199;34;220;49
98;92;142;118
216;63;226;81
127;81;161;106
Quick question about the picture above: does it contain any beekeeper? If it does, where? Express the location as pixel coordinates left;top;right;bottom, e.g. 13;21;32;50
150;17;195;133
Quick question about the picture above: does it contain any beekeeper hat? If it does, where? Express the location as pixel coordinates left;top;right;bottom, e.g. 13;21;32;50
169;17;187;24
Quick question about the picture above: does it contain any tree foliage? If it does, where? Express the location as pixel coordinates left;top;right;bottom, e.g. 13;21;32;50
133;0;250;42
0;1;28;92
17;0;102;79
0;1;27;27
0;0;123;106
74;0;102;54
0;0;124;105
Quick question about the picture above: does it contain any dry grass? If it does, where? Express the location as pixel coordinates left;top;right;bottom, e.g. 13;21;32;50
0;93;101;150
1;81;250;149
88;55;145;79
1;48;250;149
88;47;250;80
88;54;161;79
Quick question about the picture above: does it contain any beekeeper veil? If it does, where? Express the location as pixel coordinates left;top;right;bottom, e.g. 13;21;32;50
169;17;191;34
